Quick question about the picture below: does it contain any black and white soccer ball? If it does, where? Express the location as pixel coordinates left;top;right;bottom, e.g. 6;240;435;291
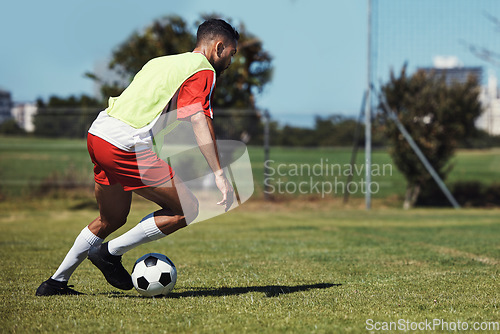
131;253;177;297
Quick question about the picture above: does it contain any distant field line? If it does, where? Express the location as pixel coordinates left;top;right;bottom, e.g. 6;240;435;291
415;242;500;266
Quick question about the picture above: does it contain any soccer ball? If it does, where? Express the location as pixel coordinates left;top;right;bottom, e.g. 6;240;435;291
131;253;177;297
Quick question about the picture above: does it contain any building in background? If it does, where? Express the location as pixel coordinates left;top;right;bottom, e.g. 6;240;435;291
477;73;500;136
419;66;483;86
11;103;38;133
0;90;13;124
419;62;500;136
0;89;38;132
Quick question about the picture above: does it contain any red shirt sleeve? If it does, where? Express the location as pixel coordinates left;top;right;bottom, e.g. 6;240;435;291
176;70;216;120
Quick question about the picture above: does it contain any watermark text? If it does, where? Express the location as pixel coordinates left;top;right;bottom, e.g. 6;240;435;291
365;318;499;331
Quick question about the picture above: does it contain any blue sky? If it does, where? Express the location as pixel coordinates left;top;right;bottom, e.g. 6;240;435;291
1;0;499;126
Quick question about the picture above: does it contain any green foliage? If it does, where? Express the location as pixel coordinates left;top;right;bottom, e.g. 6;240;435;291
38;95;104;109
265;115;389;147
314;116;363;147
379;65;483;206
418;181;500;207
0;118;25;135
208;22;273;110
460;129;500;148
111;16;195;77
276;125;317;146
33;95;103;138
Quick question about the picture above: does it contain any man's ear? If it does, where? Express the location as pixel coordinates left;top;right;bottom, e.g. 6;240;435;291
216;41;224;57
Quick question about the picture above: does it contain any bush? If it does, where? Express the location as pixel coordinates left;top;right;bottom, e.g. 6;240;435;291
0;119;26;135
451;181;485;207
484;183;500;207
416;181;500;207
460;130;500;148
34;165;93;198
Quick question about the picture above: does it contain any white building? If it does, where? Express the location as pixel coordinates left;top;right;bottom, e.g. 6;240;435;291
11;103;38;132
477;74;500;136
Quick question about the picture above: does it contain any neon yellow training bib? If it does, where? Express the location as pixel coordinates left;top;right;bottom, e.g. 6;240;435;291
106;52;215;129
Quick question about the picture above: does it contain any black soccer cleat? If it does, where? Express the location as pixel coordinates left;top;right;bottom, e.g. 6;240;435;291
36;278;83;296
88;242;133;290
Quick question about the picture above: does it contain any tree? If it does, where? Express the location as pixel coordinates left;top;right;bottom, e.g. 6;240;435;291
314;115;364;147
86;15;273;141
86;16;195;99
34;95;103;138
379;65;482;208
0;118;26;135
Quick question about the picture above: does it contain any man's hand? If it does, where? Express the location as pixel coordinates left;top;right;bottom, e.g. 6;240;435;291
215;172;234;212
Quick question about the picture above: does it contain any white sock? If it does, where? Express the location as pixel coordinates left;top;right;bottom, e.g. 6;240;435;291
107;213;165;256
51;226;103;282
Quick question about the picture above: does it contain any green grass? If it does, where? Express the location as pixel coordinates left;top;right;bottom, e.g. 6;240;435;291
1;136;499;201
448;149;500;184
0;198;498;333
249;146;500;199
0;136;94;197
249;146;406;198
1;136;498;332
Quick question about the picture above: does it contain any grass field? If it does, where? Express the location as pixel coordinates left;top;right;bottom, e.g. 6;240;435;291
1;136;499;202
0;198;499;332
0;136;499;332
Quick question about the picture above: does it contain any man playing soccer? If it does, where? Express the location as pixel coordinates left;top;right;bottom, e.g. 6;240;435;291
36;19;239;296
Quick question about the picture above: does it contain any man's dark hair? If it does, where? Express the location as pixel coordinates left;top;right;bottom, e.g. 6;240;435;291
196;19;239;45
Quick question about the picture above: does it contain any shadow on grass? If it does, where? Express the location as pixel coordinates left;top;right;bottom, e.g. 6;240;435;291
102;283;340;299
170;283;341;298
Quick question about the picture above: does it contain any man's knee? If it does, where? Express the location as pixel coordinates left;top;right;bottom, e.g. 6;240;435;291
89;216;127;238
103;216;128;229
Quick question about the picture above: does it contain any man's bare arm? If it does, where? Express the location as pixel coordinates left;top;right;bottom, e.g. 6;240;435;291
190;112;234;211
